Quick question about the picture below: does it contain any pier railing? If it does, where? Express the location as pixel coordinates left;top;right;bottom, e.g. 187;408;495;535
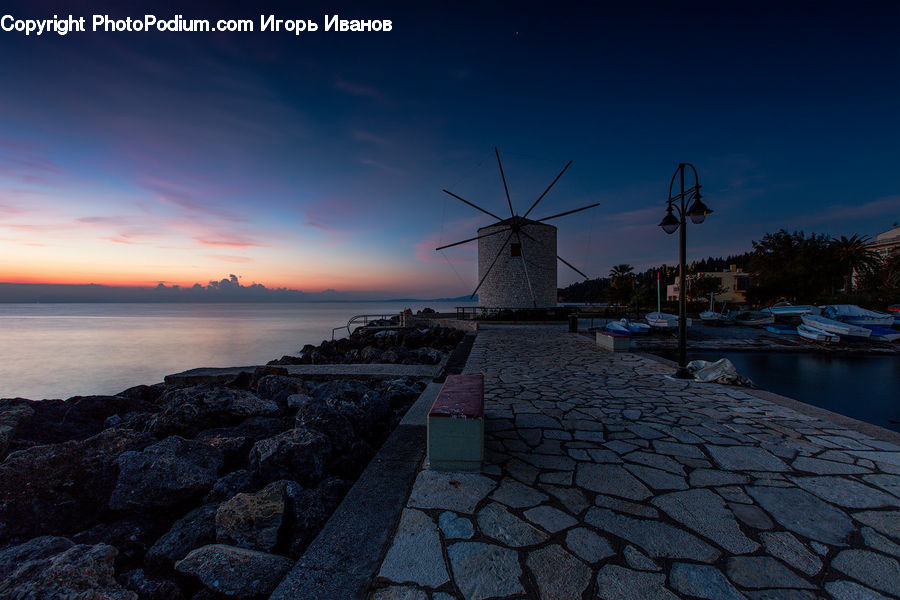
331;313;401;340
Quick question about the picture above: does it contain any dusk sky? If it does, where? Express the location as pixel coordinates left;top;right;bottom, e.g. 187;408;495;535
1;1;898;298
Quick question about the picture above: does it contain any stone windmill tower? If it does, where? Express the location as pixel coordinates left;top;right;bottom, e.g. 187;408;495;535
436;148;599;308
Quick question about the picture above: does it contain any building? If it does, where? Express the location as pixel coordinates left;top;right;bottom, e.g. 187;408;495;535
477;218;557;308
666;265;751;304
870;224;900;259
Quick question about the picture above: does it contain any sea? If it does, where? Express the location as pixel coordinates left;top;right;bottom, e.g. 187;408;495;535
0;302;473;400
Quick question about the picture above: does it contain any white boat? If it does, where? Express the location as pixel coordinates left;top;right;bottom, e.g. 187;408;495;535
822;305;895;327
645;312;692;328
730;311;775;326
801;314;871;338
620;319;650;334
762;302;817;317
700;293;726;325
862;325;900;342
605;321;631;335
797;324;840;344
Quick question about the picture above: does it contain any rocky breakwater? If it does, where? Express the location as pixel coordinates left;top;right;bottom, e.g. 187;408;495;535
0;326;463;599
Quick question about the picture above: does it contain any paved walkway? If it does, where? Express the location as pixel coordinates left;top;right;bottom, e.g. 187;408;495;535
369;326;900;600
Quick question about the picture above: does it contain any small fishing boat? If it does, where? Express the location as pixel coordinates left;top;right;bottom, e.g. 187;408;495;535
762;302;817;317
802;314;871;338
730;311;775;326
645;312;679;328
764;323;798;335
862;325;900;342
822;305;894;327
620;319;651;334
605;321;631;335
699;293;727;325
798;324;840;344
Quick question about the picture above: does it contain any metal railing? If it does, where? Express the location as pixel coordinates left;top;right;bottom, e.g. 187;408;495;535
331;313;401;340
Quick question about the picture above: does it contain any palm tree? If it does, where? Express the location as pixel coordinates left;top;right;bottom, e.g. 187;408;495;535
609;264;634;278
831;234;881;293
608;264;635;306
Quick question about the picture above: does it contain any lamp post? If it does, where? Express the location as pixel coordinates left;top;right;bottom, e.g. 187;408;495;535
659;163;712;378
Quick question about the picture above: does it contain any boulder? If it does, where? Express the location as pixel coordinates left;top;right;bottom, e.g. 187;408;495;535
175;544;293;599
216;480;298;553
118;568;184;600
203;469;258;503
146;503;218;573
249;427;331;486
0;535;74;580
0;428;154;544
285;477;351;558
15;395;160;445
116;383;167;406
0;399;34;458
109;436;224;511
293;396;355;453
0;543;137;600
73;514;166;571
255;375;305;409
149;386;280;437
360;346;381;362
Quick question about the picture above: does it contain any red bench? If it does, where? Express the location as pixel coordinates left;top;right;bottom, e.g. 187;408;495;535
427;374;484;471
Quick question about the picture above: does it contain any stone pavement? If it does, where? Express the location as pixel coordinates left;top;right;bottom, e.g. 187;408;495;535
368;325;900;600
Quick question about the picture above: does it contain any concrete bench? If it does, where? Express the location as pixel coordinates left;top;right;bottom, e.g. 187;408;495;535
597;330;630;352
427;374;484;472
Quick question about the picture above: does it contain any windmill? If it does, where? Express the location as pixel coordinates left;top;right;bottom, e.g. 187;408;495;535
436;147;599;308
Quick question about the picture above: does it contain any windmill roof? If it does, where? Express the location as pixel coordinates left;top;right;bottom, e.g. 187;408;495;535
478;217;556;231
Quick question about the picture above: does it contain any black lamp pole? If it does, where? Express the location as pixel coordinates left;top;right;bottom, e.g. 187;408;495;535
659;163;712;378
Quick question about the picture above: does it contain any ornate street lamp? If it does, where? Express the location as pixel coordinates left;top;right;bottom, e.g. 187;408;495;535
659;163;712;378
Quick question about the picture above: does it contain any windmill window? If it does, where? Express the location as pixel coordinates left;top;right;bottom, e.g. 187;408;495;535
510;243;522;256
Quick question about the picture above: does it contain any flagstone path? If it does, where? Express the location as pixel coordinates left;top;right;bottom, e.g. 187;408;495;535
368;325;900;600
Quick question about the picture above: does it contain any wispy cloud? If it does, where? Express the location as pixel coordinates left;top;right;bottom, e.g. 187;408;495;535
802;195;900;224
193;234;268;249
206;254;253;263
360;157;405;174
334;78;386;102
351;129;393;146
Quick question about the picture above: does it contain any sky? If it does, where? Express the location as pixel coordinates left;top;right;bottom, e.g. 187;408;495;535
1;0;898;299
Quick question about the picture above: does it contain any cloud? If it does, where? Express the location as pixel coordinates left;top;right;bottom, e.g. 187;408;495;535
360;157;405;174
334;78;386;102
414;216;485;263
100;237;137;245
351;129;393;146
140;174;241;221
206;254;253;263
803;195;900;224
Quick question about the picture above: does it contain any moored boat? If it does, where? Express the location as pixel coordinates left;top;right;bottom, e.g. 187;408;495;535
764;323;797;335
797;324;840;344
620;319;650;334
605;321;631;335
862;325;900;342
730;311;775;326
645;312;692;328
762;302;817;317
822;304;894;327
801;314;871;338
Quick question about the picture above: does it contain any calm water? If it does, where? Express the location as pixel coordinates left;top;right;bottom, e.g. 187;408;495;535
679;351;900;433
0;302;472;400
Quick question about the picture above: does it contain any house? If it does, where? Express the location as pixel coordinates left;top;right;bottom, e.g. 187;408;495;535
666;265;751;303
870;224;900;259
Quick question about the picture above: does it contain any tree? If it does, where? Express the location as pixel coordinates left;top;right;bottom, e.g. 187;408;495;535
747;230;837;305
608;264;635;306
830;234;882;292
687;273;727;302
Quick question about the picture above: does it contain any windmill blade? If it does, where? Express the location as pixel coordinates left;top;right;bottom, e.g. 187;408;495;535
442;189;504;222
471;229;515;299
518;228;590;279
522;160;573;219
495;147;515;218
435;227;511;251
536;202;601;222
515;231;538;308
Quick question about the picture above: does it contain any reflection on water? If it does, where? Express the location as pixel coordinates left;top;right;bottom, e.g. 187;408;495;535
0;302;471;400
677;350;900;433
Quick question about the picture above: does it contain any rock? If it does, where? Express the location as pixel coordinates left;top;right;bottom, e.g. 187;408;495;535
255;375;305;409
831;549;900;597
565;528;614;563
109;436;224;510
576;463;652;500
726;556;815;589
118;568;183;600
0;535;74;580
204;469;257;503
706;445;791;471
623;545;660;571
16;395;159;445
0;543;137;600
594;565;679;600
378;509;449;587
652;489;759;554
759;532;822;577
0;428;154;543
747;486;855;545
73;515;165;571
490;478;549;508
669;562;746;600
446;542;524;600
438;511;474;539
116;383;167;406
826;580;893;600
284;476;350;558
146;503;218;572
249;427;331;486
788;475;900;509
477;502;549;547
523;505;578;533
175;544;293;599
526;544;590;600
0;399;34;458
216;480;294;553
293;396;356;453
149;386;280;437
